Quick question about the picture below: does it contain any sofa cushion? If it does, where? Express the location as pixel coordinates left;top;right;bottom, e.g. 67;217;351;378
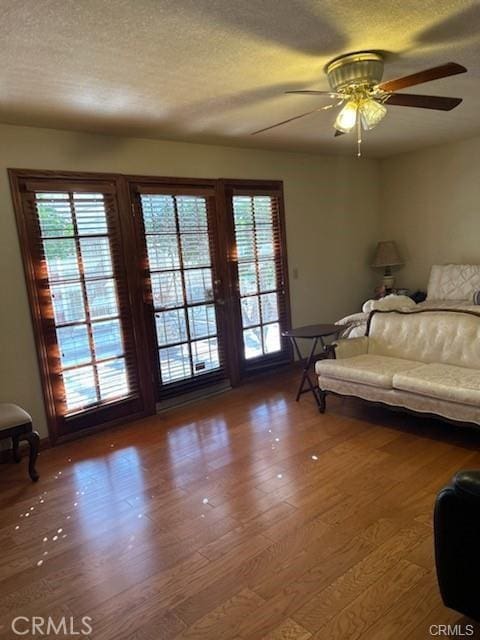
367;309;480;370
393;363;480;407
316;355;421;389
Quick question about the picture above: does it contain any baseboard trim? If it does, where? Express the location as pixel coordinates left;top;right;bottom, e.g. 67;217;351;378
156;381;232;412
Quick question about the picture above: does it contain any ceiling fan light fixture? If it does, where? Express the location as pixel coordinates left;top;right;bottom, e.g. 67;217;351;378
334;101;358;133
252;53;466;158
359;99;387;130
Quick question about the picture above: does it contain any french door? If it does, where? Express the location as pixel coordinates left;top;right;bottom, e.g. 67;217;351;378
132;180;291;398
224;182;292;376
12;170;291;440
131;182;229;398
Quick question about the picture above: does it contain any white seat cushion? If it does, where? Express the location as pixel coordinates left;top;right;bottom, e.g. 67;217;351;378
393;364;480;407
316;355;421;390
0;403;32;430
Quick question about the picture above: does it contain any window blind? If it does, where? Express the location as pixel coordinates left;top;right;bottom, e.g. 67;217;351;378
14;175;145;440
230;188;291;370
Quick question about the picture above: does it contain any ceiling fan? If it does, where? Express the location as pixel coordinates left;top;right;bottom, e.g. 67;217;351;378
251;52;467;156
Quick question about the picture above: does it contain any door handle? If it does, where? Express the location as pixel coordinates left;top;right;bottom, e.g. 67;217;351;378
213;278;224;305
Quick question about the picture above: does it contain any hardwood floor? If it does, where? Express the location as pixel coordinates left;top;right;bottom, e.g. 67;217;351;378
1;368;480;639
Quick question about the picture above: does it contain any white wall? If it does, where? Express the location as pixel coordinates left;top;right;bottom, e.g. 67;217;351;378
380;135;480;291
0;123;380;438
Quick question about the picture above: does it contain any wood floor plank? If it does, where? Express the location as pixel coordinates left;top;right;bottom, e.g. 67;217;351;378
261;618;312;640
292;521;431;632
358;571;450;640
236;532;376;638
311;560;428;640
174;588;265;640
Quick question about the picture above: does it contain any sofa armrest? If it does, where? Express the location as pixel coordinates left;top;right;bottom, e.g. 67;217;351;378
334;337;369;359
453;470;480;501
434;468;480;620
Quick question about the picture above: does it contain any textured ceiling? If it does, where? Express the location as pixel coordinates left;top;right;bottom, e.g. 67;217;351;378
1;0;479;157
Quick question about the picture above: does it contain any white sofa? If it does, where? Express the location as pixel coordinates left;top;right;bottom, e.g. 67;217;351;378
316;309;480;425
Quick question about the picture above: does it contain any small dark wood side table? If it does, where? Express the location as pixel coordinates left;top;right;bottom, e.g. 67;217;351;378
282;324;340;410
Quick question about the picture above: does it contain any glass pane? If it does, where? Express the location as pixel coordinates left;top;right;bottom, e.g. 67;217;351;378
146;234;180;271
97;359;129;400
253;196;273;225
256;226;274;258
243;327;262;360
86;279;119;319
181;234;211;268
151;271;184;309
263;323;281;354
185;268;213;304
155;309;187;346
177;197;208;231
63;366;97;410
37;194;73;237
188;305;217;339
235;228;255;261
73;194;108;235
141;195;176;233
51;283;85;324
43;239;79;281
260;293;279;323
92;319;123;359
233;196;254;226
192;338;220;374
57;325;91;368
80;237;113;278
258;260;276;292
159;344;191;383
241;296;260;328
238;263;258;296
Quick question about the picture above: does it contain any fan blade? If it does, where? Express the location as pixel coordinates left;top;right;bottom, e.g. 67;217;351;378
251;106;326;135
385;93;462;110
378;62;467;93
285;90;338;96
334;130;345;137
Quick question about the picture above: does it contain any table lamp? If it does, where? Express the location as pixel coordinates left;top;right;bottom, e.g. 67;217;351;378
372;241;403;290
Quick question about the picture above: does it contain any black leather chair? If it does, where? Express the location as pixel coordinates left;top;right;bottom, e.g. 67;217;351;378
434;470;480;622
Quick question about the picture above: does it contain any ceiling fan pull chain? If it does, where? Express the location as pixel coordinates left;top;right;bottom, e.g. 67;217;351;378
356;113;362;157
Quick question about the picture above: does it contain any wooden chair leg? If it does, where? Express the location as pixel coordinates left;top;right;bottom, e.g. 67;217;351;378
12;435;21;463
18;431;40;482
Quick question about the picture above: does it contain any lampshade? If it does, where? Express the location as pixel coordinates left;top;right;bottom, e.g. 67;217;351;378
334;101;357;133
359;99;387;130
371;241;403;268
